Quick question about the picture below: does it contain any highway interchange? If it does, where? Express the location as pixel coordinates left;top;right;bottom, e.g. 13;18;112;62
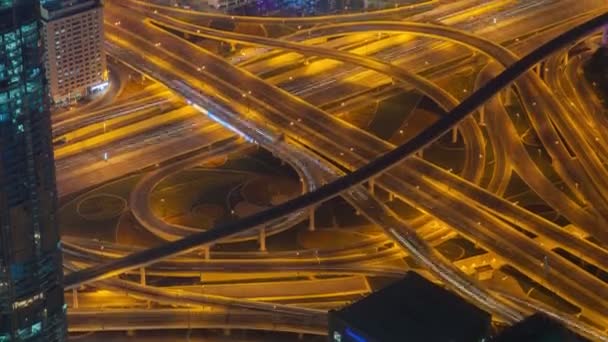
53;0;608;340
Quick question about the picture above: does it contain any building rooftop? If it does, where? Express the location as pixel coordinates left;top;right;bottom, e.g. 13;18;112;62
40;0;101;20
494;314;588;342
330;272;492;342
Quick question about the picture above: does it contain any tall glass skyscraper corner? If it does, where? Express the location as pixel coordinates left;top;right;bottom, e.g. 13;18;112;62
0;1;67;341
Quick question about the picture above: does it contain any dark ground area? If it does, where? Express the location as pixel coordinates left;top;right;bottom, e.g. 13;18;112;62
584;46;608;108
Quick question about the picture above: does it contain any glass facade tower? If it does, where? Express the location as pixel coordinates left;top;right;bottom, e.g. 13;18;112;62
0;1;67;341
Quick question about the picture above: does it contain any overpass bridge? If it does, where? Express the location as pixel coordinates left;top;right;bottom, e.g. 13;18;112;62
67;308;326;335
62;7;608;340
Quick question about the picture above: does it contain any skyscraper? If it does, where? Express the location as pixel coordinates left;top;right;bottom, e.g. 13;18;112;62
0;1;67;341
41;0;106;105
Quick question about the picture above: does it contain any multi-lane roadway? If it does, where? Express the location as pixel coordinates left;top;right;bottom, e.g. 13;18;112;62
58;0;608;340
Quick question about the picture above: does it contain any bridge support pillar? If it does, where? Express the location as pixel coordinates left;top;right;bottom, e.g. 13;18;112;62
308;207;315;231
478;106;485;126
140;267;146;286
72;288;78;309
230;42;236;52
388;192;394;202
259;227;267;252
368;178;375;195
504;88;514;107
203;246;211;260
418;148;423;158
452;127;458;144
534;64;541;76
